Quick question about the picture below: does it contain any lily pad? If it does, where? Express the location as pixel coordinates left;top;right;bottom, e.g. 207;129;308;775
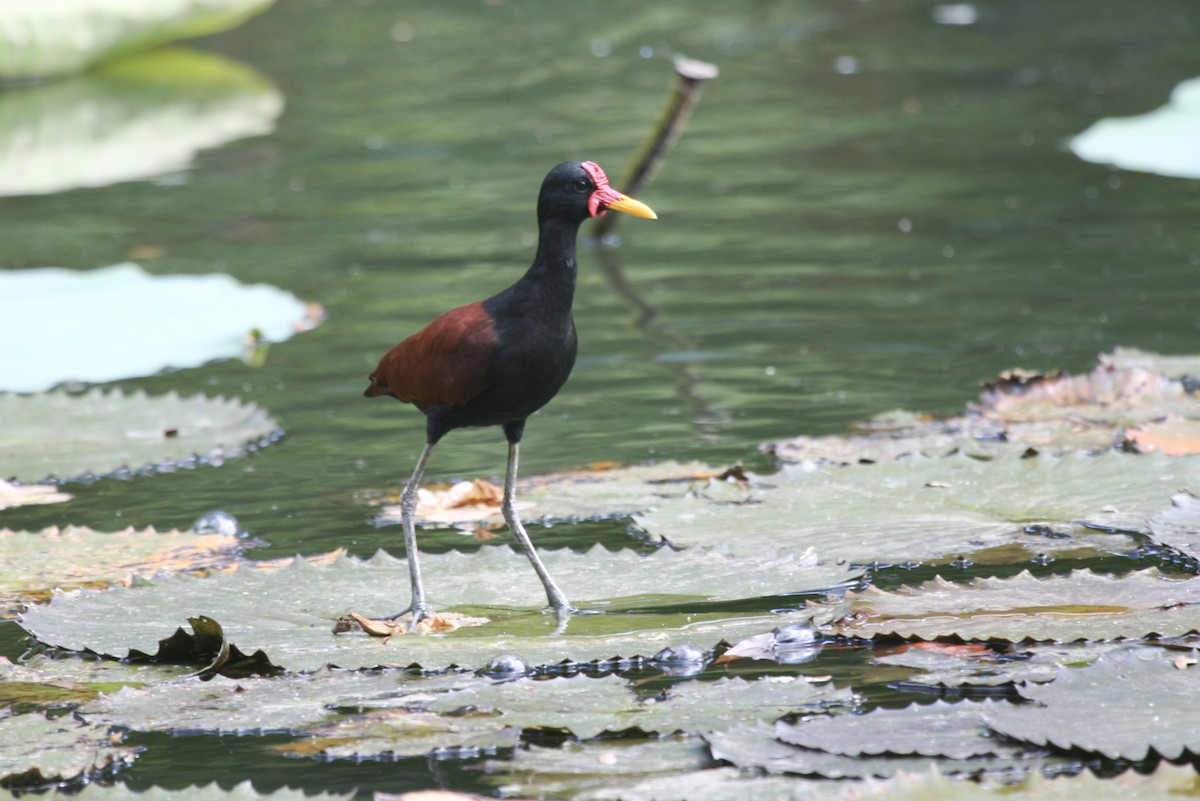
982;646;1200;760
1147;491;1200;564
1070;76;1200;179
0;263;318;393
18;548;838;672
0;387;281;483
574;766;846;801
831;762;1200;800
1;525;241;620
0;708;138;789
702;719;1048;780
276;674;852;762
828;569;1200;642
1100;347;1200;379
482;738;714;801
767;361;1200;463
874;641;1122;690
634;451;1196;565
0;0;274;81
79;668;467;737
775;699;1015;759
0;784;353;801
373;461;730;527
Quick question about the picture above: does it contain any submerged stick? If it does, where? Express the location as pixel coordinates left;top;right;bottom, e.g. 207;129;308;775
591;55;718;241
590;55;727;434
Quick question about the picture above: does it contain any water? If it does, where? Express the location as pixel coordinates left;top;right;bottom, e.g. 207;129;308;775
1;0;1198;793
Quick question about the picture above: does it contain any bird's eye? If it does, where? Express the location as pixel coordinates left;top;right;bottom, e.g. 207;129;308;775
573;179;590;193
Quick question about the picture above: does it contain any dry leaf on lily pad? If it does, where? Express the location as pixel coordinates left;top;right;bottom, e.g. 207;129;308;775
18;547;846;672
829;569;1200;643
0;388;280;483
0;525;242;620
635;451;1199;565
0;480;71;510
373;461;731;527
874;641;1124;690
982;646;1200;761
1124;417;1200;456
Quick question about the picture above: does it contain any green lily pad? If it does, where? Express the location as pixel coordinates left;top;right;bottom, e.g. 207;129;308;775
874;642;1121;690
0;0;274;81
635;451;1196;565
1;525;242;620
767;360;1200;463
79;668;467;737
18;548;837;672
0;708;138;789
0;784;353;801
482;738;714;801
0;387;280;483
373;460;729;527
574;766;847;801
1148;491;1200;564
829;762;1200;800
828;569;1200;643
775;699;1015;759
0;263;317;394
982;646;1200;760
702;719;1051;780
1070;76;1200;179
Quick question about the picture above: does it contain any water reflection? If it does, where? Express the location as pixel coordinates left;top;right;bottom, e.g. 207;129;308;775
0;47;282;197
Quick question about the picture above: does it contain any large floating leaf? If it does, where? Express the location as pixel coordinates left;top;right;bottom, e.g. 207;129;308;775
0;387;280;483
829;569;1200;642
1148;491;1200;564
874;641;1121;690
79;668;465;737
0;48;281;197
767;360;1200;463
828;762;1200;801
372;461;727;527
635;451;1196;565
0;1;274;80
1;526;241;620
573;766;846;801
983;647;1200;760
19;548;836;672
0;784;353;801
0;263;317;393
1070;76;1200;179
775;699;1015;759
483;738;714;801
0;709;137;789
275;674;851;761
702;719;1050;780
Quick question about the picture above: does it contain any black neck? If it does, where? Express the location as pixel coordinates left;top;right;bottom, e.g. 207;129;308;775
517;215;579;304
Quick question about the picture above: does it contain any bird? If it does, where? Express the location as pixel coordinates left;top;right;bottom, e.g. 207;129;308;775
364;160;656;630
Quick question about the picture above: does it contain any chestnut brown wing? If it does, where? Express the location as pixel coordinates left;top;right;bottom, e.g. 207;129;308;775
364;301;497;409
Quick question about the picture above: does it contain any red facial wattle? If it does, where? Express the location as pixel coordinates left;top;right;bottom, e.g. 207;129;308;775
581;160;657;220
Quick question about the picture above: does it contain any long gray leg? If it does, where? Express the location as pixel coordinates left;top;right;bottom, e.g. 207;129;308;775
382;441;436;628
501;439;571;620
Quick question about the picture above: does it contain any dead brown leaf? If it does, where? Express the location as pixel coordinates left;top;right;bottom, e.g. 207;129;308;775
1124;418;1200;455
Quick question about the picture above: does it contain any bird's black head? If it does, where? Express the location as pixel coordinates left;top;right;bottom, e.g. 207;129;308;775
536;161;657;226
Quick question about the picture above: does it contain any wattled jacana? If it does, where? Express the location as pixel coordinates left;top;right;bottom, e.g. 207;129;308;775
364;161;656;629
